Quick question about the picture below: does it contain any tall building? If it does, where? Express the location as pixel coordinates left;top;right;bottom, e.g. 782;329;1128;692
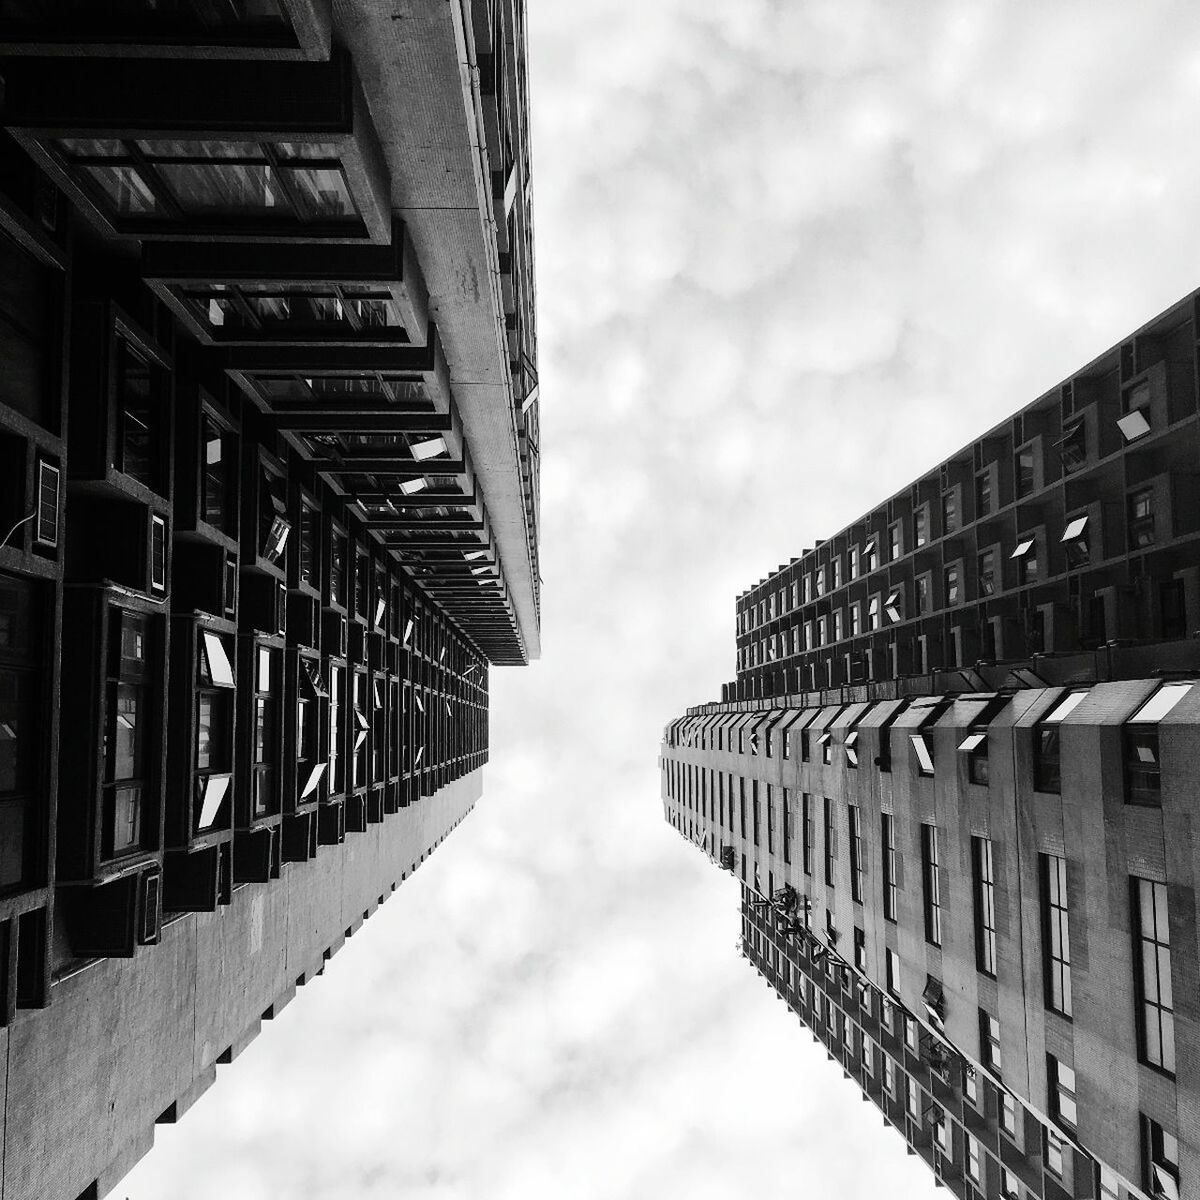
0;3;538;1198
661;290;1200;1200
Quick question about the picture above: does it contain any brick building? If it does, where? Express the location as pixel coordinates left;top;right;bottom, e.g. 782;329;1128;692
0;3;539;1197
661;292;1200;1200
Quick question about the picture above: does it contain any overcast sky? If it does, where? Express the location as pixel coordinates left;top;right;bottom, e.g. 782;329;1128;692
122;2;1200;1197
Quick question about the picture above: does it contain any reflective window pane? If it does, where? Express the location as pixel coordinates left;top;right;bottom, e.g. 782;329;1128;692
82;165;160;216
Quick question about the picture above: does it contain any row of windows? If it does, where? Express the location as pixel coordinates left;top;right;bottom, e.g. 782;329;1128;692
665;756;1176;1079
741;891;1178;1200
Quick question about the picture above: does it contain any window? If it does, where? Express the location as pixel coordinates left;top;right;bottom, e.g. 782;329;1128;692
296;658;326;801
1034;689;1088;793
976;468;993;517
1128;488;1155;548
854;925;866;972
354;548;369;620
884;1057;896;1096
103;609;153;858
977;547;997;597
1042;854;1072;1016
862;539;877;572
58;137;359;225
1001;1167;1020;1200
251;645;278;817
752;781;760;847
327;663;344;795
1046;1129;1064;1179
848;603;860;636
849;805;864;902
888;522;902;561
1142;1115;1179;1200
999;1092;1017;1137
150;514;166;593
782;790;791;864
1124;684;1192;807
881;813;898;922
200;416;234;534
1011;535;1038;585
915;574;930;614
958;729;988;784
766;783;774;853
884;590;903;623
351;670;369;788
1119;381;1153;442
34;459;59;549
921;824;942;946
298;502;318;588
823;796;836;887
1057;419;1087;471
802;793;813;876
943;563;960;605
0;574;40;886
259;466;289;565
195;630;235;832
1062;513;1089;566
844;729;859;768
911;732;934;776
980;1009;1001;1076
906;1076;921;1119
115;338;163;491
914;506;928;548
867;595;881;630
831;556;841;589
973;837;997;977
1096;1165;1120;1200
886;947;900;997
942;489;959;535
965;1133;981;1184
815;566;825;596
1132;877;1175;1075
1048;1055;1077;1130
1015;444;1035;497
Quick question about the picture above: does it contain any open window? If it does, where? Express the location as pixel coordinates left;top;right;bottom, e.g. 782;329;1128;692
910;733;934;776
1011;536;1038;586
1061;514;1089;566
195;630;235;833
1124;683;1193;806
103;608;155;859
1119;380;1152;442
958;731;988;785
1033;688;1088;793
259;466;289;565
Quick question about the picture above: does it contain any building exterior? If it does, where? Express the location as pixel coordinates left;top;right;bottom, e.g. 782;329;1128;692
0;3;538;1198
661;291;1200;1200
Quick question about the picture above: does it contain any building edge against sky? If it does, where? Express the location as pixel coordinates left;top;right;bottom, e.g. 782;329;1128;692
661;289;1200;1200
0;2;538;1198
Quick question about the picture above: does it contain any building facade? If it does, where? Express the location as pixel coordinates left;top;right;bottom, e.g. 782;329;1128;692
661;294;1200;1200
0;3;538;1198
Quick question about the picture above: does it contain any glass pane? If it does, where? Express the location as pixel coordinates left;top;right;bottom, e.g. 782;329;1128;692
0;797;24;885
59;138;126;158
82;165;160;216
158;162;281;215
111;784;141;854
284;166;356;219
0;669;36;793
119;613;148;668
112;682;142;780
273;141;341;160
196;773;230;830
137;139;264;160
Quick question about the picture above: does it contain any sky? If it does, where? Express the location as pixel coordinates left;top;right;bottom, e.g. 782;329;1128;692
122;1;1200;1197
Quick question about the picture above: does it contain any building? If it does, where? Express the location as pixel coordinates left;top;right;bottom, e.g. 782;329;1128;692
0;3;538;1198
660;290;1200;1200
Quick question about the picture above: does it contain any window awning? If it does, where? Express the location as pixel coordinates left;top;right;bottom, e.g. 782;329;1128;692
957;732;987;753
201;630;235;687
1129;683;1195;724
197;774;230;829
1061;515;1088;543
1011;539;1035;559
300;762;326;799
1043;689;1089;724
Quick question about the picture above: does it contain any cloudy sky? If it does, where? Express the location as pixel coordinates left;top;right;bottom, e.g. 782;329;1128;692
123;2;1200;1197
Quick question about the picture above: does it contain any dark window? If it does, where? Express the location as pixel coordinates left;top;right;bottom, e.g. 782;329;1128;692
975;469;993;517
765;783;774;854
354;548;368;619
328;528;346;608
1015;444;1035;496
943;563;960;605
1142;1114;1179;1200
888;522;902;561
1133;877;1175;1075
973;837;997;977
914;507;928;548
103;609;153;858
0;574;40;887
0;230;52;425
200;416;234;533
881;812;897;922
195;630;235;833
1160;579;1187;640
823;796;836;887
1034;689;1088;794
942;489;959;534
915;574;930;614
298;504;318;588
849;804;863;902
853;926;866;972
1128;488;1155;548
978;548;997;596
352;670;368;789
921;824;942;946
1124;684;1191;807
1041;854;1071;1016
801;792;812;876
252;645;278;817
150;514;166;593
259;466;289;565
115;339;163;491
1057;420;1086;472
